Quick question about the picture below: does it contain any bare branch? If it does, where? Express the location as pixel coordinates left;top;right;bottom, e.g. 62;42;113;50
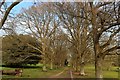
100;27;120;49
0;0;5;10
0;0;23;29
27;43;43;54
100;22;120;34
103;45;120;55
96;2;112;8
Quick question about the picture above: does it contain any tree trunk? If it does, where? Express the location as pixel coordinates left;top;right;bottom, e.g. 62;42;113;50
72;62;76;70
42;60;47;72
80;64;85;76
75;61;79;72
42;65;47;71
80;57;85;76
94;44;103;79
91;4;103;79
50;60;53;70
42;41;47;72
95;57;103;79
55;63;58;69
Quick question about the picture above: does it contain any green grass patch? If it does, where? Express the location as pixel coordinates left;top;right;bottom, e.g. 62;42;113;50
73;65;118;78
1;64;119;78
1;64;65;78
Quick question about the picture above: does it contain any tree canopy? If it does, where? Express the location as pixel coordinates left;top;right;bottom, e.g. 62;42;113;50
2;34;42;66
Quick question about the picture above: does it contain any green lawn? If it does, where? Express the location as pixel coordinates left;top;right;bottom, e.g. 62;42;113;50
2;68;65;78
1;64;65;78
72;65;119;78
1;64;119;78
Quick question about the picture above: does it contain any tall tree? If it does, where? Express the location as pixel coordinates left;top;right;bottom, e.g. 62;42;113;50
53;2;120;78
53;2;92;75
46;28;69;69
18;3;59;71
89;2;120;78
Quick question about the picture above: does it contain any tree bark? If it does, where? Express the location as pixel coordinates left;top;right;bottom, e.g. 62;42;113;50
80;58;85;75
95;57;103;79
50;60;53;70
80;63;85;76
42;60;47;72
42;42;47;72
75;61;79;72
90;3;103;79
94;43;103;79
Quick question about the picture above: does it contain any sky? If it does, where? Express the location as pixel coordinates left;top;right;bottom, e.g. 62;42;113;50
11;2;34;15
0;1;34;36
0;0;119;36
0;0;56;36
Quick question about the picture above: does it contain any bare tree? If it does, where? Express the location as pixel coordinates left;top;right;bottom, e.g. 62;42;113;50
53;2;120;78
89;2;120;78
53;2;93;75
46;28;69;69
18;3;59;71
3;1;119;78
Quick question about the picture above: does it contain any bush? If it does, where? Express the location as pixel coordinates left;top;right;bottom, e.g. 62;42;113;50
2;34;42;66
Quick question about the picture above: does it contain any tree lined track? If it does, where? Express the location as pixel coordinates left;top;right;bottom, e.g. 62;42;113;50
1;1;119;79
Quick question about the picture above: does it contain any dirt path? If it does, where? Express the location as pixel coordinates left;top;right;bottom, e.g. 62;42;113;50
49;69;66;78
49;67;73;79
